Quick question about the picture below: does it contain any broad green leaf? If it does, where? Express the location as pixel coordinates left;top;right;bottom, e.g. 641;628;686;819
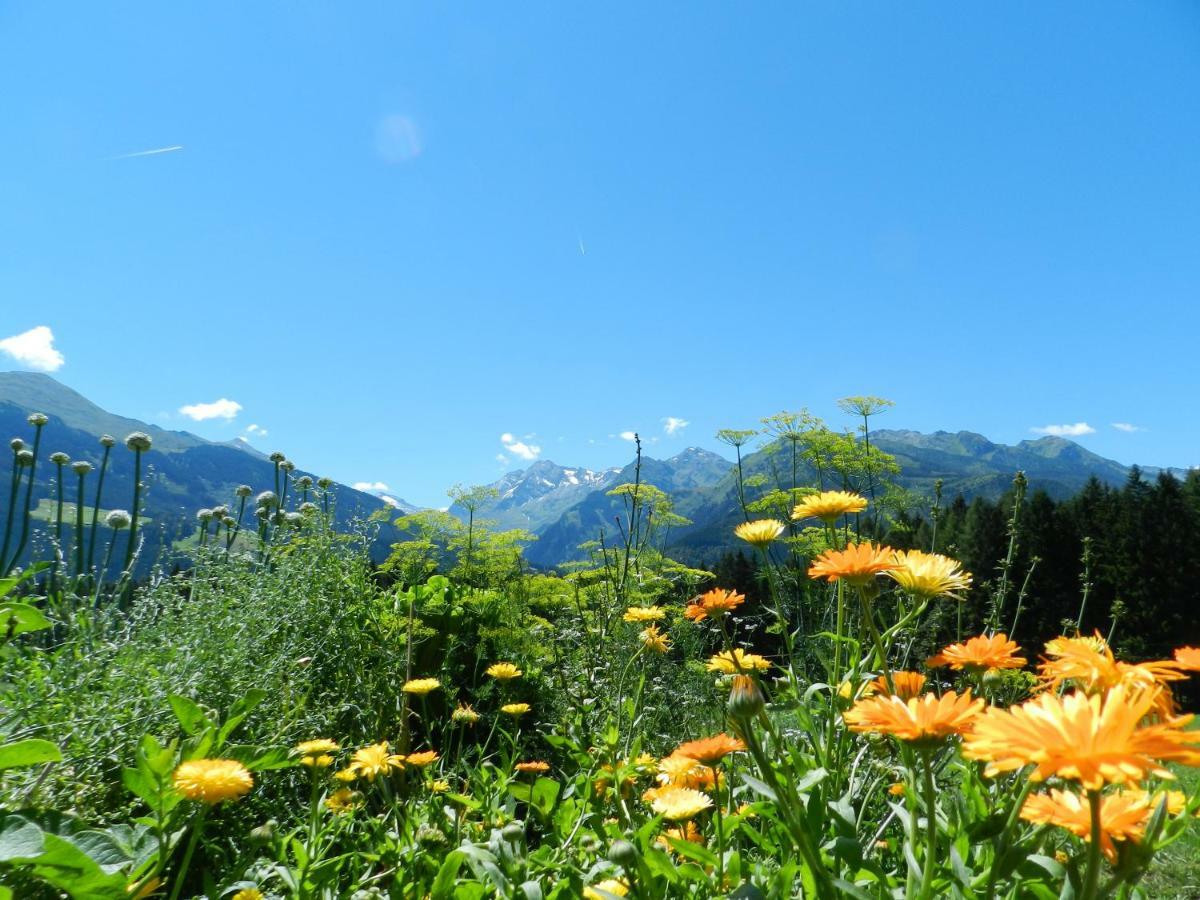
0;813;45;861
0;738;61;771
0;602;52;636
168;695;209;735
431;849;466;899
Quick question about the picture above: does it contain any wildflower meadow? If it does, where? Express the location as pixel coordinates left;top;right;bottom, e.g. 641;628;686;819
2;403;1199;899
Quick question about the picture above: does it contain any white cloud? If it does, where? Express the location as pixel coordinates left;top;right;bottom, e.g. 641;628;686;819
375;114;422;163
619;431;637;441
496;453;509;464
0;325;64;372
1112;422;1144;433
1031;422;1096;437
353;481;390;492
179;398;242;421
244;423;268;438
663;416;690;436
500;432;541;460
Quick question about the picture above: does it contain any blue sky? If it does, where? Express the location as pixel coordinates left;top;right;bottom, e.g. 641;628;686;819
2;3;1199;507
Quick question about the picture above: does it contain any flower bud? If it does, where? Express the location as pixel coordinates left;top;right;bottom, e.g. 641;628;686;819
49;451;70;465
99;434;116;448
269;451;286;463
255;491;278;508
106;509;131;529
124;432;152;452
197;509;213;523
608;839;639;869
501;821;525;843
72;461;93;476
727;674;766;720
27;413;48;427
235;484;253;498
280;460;295;472
16;450;34;467
9;438;24;452
249;820;277;845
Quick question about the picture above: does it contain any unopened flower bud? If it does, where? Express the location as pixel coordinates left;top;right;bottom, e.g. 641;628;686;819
106;509;131;529
72;460;93;476
608;839;639;869
727;674;766;720
124;432;152;452
49;451;69;465
501;821;525;842
280;460;295;473
16;450;34;467
235;484;253;498
255;491;278;508
269;451;286;463
99;434;116;448
197;509;213;522
27;413;48;427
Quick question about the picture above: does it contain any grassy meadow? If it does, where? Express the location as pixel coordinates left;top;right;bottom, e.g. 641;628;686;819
2;402;1200;899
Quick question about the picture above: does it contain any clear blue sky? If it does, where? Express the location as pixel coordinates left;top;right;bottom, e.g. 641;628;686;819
2;2;1198;507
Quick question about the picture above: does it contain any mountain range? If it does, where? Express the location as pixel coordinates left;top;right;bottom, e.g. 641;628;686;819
1;371;1187;570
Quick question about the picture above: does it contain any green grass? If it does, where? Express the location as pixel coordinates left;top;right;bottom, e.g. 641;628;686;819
28;498;152;525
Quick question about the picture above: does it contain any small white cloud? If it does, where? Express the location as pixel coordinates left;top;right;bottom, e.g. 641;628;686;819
0;325;64;372
663;416;690;436
501;432;541;460
179;398;242;421
496;453;509;464
1112;422;1144;433
619;431;637;442
1031;422;1096;437
353;481;390;492
375;114;422;163
244;423;268;438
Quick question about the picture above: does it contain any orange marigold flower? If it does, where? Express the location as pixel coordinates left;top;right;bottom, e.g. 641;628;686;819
1038;634;1183;715
405;750;439;768
1175;646;1200;671
807;542;898;586
657;819;706;851
844;690;983;746
1020;788;1188;862
791;490;868;523
656;754;722;791
673;733;746;766
640;624;671;654
961;684;1200;790
684;588;745;621
515;761;551;773
927;633;1026;672
887;549;972;599
870;670;927;700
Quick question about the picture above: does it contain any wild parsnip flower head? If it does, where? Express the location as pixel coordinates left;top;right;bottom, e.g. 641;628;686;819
962;684;1200;789
845;691;984;747
808;542;899;585
683;588;745;621
452;703;480;725
727;674;766;719
403;677;442;695
650;786;713;821
124;432;152;452
105;509;131;529
674;733;747;765
640;624;671;654
515;760;551;773
486;662;523;680
1174;647;1200;670
255;490;278;508
235;484;253;497
623;605;666;623
16;450;33;467
887;549;973;599
869;671;927;700
72;460;93;475
734;518;786;548
501;702;531;717
791;490;868;523
9;438;24;452
27;413;48;427
1020;788;1188;862
197;509;213;522
99;434;116;448
583;880;629;899
405;750;439;767
49;451;70;465
269;451;286;463
173;759;253;803
927;634;1026;672
707;648;771;674
349;741;404;781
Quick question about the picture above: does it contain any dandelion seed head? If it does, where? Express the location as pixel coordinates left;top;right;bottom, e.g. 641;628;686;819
106;509;131;529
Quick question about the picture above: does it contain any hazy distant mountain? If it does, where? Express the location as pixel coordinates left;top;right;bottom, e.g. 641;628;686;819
0;372;401;571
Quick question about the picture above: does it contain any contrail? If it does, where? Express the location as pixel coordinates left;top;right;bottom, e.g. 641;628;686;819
111;145;184;160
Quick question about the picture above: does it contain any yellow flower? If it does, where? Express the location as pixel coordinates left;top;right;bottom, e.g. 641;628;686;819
650;786;714;821
349;741;405;781
683;588;745;622
295;738;339;756
333;766;358;783
927;633;1026;672
657;819;706;853
403;677;442;695
405;750;439;768
1020;788;1188;862
583;879;629;899
623;605;666;623
887;550;972;599
640;624;671;654
429;779;451;793
452;703;481;725
486;662;523;680
1174;646;1200;671
808;542;898;585
515;760;551;773
734;518;786;548
888;781;906;797
126;877;162;899
707;648;771;674
791;490;868;523
962;684;1200;789
301;754;334;769
232;890;264;900
501;702;531;717
869;670;927;700
325;787;359;813
844;691;983;746
172;759;253;804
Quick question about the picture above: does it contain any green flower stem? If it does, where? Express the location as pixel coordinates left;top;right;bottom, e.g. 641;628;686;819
857;585;894;694
1080;790;1103;900
86;443;111;572
167;806;208;900
123;448;143;571
74;470;87;577
918;748;938;899
10;421;44;570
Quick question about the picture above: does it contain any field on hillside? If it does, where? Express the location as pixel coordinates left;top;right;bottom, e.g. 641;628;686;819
3;403;1200;899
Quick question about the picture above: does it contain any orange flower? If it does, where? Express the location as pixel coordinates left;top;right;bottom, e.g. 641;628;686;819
683;588;746;621
656;754;722;791
844;690;983;746
869;670;927;700
1020;788;1187;862
961;684;1200;790
1038;634;1183;715
657;819;706;852
927;633;1026;672
807;542;898;586
404;750;439;768
673;733;747;766
1175;647;1200;671
515;761;551;773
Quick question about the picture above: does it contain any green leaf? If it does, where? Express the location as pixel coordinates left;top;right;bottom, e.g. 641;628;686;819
431;850;466;899
0;813;45;861
0;738;61;771
0;602;52;636
168;695;209;735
